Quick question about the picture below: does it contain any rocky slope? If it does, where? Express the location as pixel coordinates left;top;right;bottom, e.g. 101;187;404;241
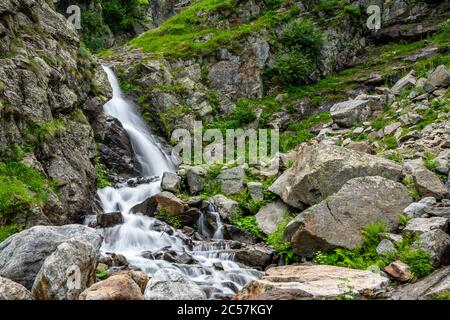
0;0;449;301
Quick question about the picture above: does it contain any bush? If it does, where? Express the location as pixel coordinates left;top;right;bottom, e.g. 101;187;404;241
280;18;323;56
272;50;315;85
95;267;109;280
0;225;21;243
266;217;298;264
155;210;182;229
232;215;265;240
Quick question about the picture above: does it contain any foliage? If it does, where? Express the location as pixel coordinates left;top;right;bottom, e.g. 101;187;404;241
94;160;113;189
313;222;434;279
23;120;65;145
95;267;109;280
434;291;450;300
155;210;182;229
232;215;265;240
423;153;439;172
266;217;298;264
0;225;21;243
399;213;412;228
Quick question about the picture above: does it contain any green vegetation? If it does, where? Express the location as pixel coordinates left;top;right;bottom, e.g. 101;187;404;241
232;215;265;240
402;175;421;201
22;120;65;145
94;159;113;189
0;225;21;243
95;267;109;280
155;209;182;229
434;291;450;300
266;217;298;264
314;222;434;279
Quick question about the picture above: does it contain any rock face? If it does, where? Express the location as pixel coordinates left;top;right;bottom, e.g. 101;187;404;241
0;225;102;289
427;65;450;88
32;240;99;300
0;277;34;300
79;274;144;300
0;0;112;226
255;201;291;235
144;269;206;300
330;100;374;127
285;176;412;257
270;143;403;208
236;265;389;300
392;266;450;300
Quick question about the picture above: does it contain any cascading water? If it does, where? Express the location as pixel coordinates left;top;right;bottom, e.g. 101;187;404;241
97;66;261;299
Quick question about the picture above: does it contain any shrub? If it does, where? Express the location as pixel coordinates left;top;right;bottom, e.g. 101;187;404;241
95;161;113;189
0;225;21;243
232;215;265;240
280;18;324;56
434;291;450;300
266;217;298;264
272;50;315;85
400;249;434;278
423;153;439;172
155;210;182;229
95;267;109;280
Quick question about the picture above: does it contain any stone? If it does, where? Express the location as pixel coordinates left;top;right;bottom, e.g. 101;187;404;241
346;141;374;154
403;197;436;217
330;100;374;128
384;122;401;136
223;225;257;245
186;166;207;194
208;61;240;96
391;71;416;95
97;211;124;228
413;229;450;267
381;233;403;244
236;265;389;300
109;270;149;294
0;225;102;289
403;217;448;236
79;274;144;300
144;269;206;300
269;143;403;208
211;195;239;221
403;160;447;199
384;261;413;282
427;65;450;88
423;206;450;218
0;276;34;300
247;182;264;201
392;266;450;300
32;240;98;300
234;243;275;270
217;167;245;195
285;176;412;257
376;239;397;256
161;172;181;193
255;201;291;235
131;191;187;217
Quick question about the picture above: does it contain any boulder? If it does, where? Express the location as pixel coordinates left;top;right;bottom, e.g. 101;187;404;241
223;224;257;245
403;197;436;218
109;270;149;294
97;211;124;228
0;225;102;289
269;143;403;208
0;277;34;300
392;266;450;300
186;166;207;194
413;229;450;267
236;265;389;300
248;182;264;201
32;240;98;300
285;176;412;257
234;244;275;270
161;172;181;193
403;217;448;236
403;160;447;199
255;201;291;235
330;100;374;127
79;274;144;300
144;269;206;300
427;65;450;88
376;239;397;256
217;167;245;195
384;261;413;282
391;71;416;95
211;195;239;221
131;191;187;217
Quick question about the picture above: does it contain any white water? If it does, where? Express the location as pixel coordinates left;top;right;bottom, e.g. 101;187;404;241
97;66;260;299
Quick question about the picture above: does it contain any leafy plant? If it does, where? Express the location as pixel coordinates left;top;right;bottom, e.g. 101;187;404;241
267;217;299;264
0;225;21;243
232;215;265;240
95;267;109;280
155;209;182;229
423;153;439;172
95;160;113;189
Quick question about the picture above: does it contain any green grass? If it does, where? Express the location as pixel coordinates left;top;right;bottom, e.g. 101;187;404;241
434;291;450;300
0;225;21;243
22;119;66;145
267;217;298;264
313;222;434;279
423;153;440;172
95;159;113;189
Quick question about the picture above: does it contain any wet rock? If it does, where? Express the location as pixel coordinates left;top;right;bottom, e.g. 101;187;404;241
97;211;124;228
79;274;144;300
236;265;389;300
32;240;99;300
131;191;187;217
269;143;403;208
413;229;450;267
161;172;181;193
125;176;159;187
255;201;291;235
144;268;206;300
211;195;239;221
0;277;34;300
223;225;257;245
285;176;412;258
384;261;413;282
234;244;275;270
0;225;102;289
392;266;450;300
403;217;448;236
330;100;375;128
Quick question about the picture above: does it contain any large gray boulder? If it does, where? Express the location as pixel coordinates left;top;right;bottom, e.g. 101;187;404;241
391;71;416;95
427;65;450;88
403;160;447;199
0;225;102;289
285;176;412;257
144;269;206;300
161;172;181;193
186;166;207;194
270;143;403;208
0;276;34;300
211;194;239;221
236;265;389;300
32;240;99;300
402;217;448;236
413;229;450;267
217;167;245;195
330;100;374;127
392;266;450;300
255;201;291;235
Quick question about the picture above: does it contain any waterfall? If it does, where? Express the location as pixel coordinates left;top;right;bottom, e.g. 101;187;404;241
97;66;261;299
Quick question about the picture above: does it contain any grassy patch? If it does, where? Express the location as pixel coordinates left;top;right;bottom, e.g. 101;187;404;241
267;217;298;264
155;209;182;229
0;225;21;243
232;215;265;240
